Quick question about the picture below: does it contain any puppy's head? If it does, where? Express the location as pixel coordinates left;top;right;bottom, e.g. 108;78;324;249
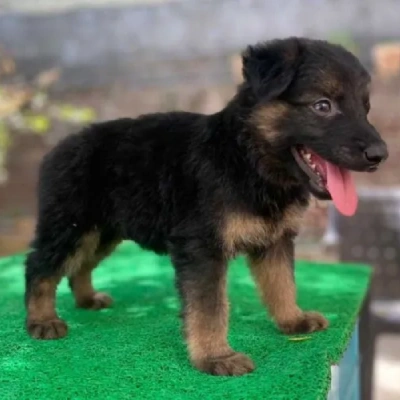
243;37;388;216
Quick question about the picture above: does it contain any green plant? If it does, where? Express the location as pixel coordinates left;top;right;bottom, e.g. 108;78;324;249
0;46;96;184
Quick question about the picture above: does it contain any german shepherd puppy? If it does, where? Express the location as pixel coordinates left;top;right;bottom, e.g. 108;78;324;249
25;37;388;376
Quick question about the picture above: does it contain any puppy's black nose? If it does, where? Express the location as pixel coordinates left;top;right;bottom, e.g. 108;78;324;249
364;143;388;164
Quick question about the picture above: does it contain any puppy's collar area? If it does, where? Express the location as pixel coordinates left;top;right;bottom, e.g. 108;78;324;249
292;146;358;216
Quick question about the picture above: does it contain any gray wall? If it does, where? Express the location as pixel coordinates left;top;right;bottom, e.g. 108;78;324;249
0;0;170;14
1;0;399;89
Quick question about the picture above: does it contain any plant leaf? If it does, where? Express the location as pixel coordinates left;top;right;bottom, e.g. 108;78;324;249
288;336;312;342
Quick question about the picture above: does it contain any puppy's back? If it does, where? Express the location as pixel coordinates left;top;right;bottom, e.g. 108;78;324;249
35;113;206;250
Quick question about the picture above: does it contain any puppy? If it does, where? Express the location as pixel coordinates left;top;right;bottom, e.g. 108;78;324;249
25;37;388;376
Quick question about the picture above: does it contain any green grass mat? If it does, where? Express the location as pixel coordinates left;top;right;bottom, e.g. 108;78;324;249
0;242;371;400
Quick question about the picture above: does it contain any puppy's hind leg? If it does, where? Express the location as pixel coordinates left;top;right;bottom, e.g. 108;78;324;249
68;237;121;310
25;230;101;340
25;251;65;340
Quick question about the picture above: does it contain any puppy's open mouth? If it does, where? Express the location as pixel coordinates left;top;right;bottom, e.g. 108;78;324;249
292;146;358;216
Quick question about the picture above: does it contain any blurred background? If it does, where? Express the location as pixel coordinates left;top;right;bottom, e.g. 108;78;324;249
0;0;399;399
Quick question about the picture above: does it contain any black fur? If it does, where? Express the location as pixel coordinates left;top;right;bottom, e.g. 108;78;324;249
25;37;387;375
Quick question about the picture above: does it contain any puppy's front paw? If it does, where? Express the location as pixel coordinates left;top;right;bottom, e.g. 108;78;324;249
278;311;328;334
27;318;68;340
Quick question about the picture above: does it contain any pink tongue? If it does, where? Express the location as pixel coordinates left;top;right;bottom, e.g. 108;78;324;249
325;162;358;216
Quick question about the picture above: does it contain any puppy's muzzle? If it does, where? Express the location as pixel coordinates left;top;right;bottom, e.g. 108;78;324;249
363;142;388;170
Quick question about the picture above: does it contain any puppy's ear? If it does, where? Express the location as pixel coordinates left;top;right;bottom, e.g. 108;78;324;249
242;38;302;100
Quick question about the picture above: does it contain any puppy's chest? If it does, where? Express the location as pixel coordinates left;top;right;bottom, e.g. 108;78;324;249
222;202;306;255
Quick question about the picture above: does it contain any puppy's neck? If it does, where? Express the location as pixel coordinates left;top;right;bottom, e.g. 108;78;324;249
216;94;295;186
207;100;310;212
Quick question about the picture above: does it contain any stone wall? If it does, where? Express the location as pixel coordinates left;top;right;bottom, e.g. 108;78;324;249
1;0;400;89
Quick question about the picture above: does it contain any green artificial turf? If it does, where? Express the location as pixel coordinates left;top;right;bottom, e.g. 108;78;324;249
0;242;371;400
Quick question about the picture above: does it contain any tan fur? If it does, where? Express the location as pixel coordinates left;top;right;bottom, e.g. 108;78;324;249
248;237;329;333
62;231;100;276
69;239;120;305
184;275;232;362
250;102;289;141
248;240;301;325
27;233;119;321
27;277;61;321
320;74;343;98
222;202;305;256
70;268;95;304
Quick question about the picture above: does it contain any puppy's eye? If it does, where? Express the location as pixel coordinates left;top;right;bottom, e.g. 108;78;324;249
312;99;332;115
